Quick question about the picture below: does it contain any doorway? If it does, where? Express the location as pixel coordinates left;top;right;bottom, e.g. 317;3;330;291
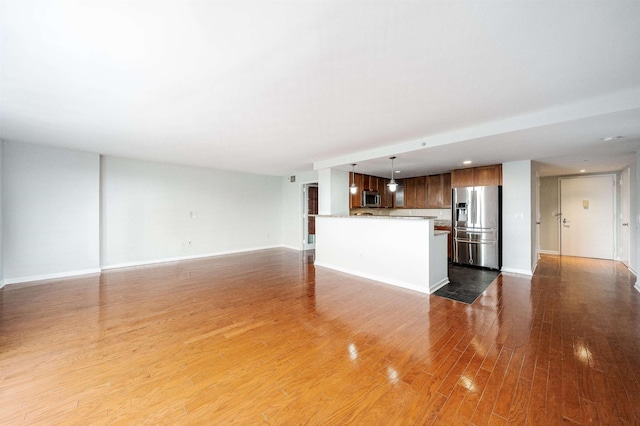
560;175;615;259
303;183;318;250
619;168;631;266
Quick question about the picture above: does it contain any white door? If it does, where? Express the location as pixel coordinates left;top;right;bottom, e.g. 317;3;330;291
620;168;630;266
560;175;615;259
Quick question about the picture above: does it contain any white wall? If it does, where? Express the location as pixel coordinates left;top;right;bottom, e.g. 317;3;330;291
0;142;4;287
531;161;541;271
281;170;318;250
318;168;349;215
629;161;637;277
3;141;100;283
101;156;283;268
635;152;640;286
502;160;534;275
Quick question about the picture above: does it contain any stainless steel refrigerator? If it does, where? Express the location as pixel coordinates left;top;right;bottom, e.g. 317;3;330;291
452;186;501;270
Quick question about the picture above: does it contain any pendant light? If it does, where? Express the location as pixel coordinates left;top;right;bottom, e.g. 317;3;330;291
387;156;398;192
349;164;358;194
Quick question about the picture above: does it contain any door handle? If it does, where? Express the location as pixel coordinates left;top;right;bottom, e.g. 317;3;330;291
563;218;570;224
622;223;629;226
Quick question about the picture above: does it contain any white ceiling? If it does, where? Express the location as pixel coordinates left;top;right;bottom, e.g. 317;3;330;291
2;1;640;178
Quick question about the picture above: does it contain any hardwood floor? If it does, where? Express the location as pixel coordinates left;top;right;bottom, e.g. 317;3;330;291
1;251;639;424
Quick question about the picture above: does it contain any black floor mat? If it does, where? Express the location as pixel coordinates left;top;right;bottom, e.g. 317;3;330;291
433;264;500;304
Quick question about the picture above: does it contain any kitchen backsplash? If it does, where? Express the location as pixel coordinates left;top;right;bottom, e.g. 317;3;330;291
350;208;452;220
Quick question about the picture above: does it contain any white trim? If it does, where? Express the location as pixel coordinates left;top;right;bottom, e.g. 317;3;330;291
628;266;637;277
3;268;102;285
101;245;282;270
0;280;5;289
538;250;560;255
429;277;450;294
635;282;640;294
501;267;534;276
314;261;448;295
281;244;302;251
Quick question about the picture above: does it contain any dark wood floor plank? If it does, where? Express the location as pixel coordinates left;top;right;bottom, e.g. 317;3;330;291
0;252;638;424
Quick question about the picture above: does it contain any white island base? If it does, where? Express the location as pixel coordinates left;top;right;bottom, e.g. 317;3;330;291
314;215;449;294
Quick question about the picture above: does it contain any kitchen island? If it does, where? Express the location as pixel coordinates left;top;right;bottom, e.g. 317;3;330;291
314;215;449;294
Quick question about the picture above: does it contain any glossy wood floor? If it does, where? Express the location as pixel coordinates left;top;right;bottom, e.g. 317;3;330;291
1;251;639;425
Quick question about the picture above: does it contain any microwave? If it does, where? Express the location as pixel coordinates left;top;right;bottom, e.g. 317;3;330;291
362;190;380;208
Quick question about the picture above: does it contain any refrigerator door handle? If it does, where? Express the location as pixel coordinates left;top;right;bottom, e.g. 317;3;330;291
471;189;477;226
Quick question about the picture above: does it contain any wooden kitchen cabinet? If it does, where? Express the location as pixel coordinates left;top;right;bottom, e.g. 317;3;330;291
404;177;417;208
451;164;502;187
451;168;475;188
368;175;379;193
426;175;442;208
349;172;364;208
380;178;393;208
426;173;452;208
442;173;452;207
415;176;427;208
349;173;395;208
474;165;502;186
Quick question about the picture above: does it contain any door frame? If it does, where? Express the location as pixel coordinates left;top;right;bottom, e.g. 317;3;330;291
559;174;616;259
619;168;631;266
302;182;318;250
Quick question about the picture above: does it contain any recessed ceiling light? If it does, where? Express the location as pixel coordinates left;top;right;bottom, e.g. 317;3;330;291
603;135;623;142
580;169;586;173
395;170;401;174
463;160;472;165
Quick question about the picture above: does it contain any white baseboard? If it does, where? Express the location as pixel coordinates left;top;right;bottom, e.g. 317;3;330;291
635;282;640;294
501;267;534;276
429;277;450;293
627;266;637;277
0;280;5;289
101;245;283;271
281;244;302;251
538;250;560;255
314;261;436;295
3;268;102;286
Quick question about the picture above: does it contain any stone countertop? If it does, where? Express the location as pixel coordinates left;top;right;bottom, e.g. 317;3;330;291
315;214;437;220
434;220;452;227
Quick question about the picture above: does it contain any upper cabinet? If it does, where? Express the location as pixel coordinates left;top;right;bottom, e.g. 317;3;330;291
400;173;451;209
349;172;364;208
442;173;452;207
426;173;452;208
379;177;393;208
404;177;418;208
474;165;502;186
349;170;454;209
349;172;393;208
451;164;502;187
450;168;474;188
